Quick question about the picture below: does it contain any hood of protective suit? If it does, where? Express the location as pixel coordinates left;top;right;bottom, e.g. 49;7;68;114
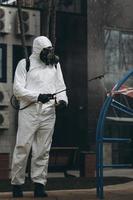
32;36;52;56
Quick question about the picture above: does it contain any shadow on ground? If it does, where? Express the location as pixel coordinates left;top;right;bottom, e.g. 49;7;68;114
0;177;133;192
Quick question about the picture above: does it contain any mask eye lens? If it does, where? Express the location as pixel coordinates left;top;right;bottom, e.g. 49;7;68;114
47;47;53;52
42;47;53;54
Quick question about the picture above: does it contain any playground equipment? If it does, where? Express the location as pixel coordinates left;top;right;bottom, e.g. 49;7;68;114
96;69;133;199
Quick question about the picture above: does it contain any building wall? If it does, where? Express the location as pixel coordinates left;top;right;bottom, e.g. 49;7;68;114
12;0;34;7
0;6;40;165
87;0;133;164
87;0;105;149
53;11;88;149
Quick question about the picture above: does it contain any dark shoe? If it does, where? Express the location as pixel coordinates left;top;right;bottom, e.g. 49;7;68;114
34;183;48;197
12;185;23;198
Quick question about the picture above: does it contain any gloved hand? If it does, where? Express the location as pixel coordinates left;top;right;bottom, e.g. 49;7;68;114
56;100;67;110
38;94;53;104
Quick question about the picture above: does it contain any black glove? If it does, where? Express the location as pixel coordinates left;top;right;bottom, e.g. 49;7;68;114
38;94;53;104
56;100;67;110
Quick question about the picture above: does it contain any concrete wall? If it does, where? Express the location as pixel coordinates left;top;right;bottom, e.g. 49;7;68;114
87;0;105;149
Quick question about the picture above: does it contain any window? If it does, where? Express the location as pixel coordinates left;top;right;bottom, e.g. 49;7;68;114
104;29;133;90
0;44;7;82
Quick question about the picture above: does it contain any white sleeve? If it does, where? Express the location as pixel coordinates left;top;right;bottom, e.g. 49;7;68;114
55;63;68;104
13;59;38;102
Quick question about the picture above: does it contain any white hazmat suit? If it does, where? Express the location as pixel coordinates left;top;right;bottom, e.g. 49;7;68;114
11;36;68;186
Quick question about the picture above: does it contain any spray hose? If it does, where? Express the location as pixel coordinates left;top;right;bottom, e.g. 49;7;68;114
10;89;68;110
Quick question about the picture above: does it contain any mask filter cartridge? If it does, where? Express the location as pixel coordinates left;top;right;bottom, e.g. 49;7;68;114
40;47;59;65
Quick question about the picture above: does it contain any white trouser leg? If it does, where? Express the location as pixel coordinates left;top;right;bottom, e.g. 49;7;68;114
31;107;56;185
11;107;38;185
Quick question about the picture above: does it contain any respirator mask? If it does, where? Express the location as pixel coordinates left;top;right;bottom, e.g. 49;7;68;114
40;47;59;65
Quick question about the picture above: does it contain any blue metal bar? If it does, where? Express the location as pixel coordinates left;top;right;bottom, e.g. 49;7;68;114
112;99;133;113
111;100;133;116
96;69;133;199
113;69;133;91
103;164;132;168
96;96;113;199
102;137;131;142
111;103;133;116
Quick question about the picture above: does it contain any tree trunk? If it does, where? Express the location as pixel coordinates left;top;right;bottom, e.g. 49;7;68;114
16;0;28;60
49;0;57;48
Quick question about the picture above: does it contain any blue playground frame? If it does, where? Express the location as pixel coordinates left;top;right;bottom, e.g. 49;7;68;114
96;69;133;199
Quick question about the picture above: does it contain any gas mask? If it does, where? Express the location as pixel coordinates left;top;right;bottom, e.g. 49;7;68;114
40;47;59;65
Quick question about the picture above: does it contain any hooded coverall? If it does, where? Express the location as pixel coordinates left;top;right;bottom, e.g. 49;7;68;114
11;36;68;185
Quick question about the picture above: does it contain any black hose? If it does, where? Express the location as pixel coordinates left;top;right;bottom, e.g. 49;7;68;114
10;89;68;110
10;95;34;110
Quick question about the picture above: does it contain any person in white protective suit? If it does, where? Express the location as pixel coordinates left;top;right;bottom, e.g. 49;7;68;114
11;36;68;198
